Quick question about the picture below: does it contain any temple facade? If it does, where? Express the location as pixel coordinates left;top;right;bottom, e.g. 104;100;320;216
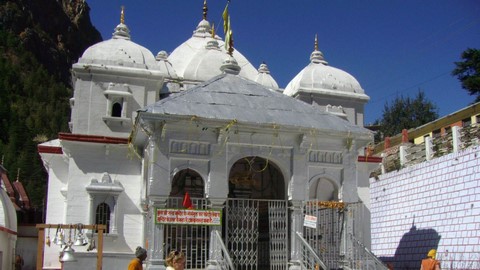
38;3;381;270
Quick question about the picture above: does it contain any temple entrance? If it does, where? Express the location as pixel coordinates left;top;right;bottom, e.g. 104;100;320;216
165;169;209;269
162;158;289;270
225;156;288;270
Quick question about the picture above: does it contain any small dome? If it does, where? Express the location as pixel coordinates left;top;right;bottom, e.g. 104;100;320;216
156;51;179;79
78;22;158;69
284;42;368;101
254;63;279;90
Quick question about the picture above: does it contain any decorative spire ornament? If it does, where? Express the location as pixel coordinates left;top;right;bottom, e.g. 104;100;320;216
203;0;208;20
120;6;125;24
314;34;319;51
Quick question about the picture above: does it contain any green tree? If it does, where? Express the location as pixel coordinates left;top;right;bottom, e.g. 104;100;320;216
452;48;480;102
374;91;438;142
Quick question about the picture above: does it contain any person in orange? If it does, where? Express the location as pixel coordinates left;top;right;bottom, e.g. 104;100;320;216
420;249;441;270
165;250;186;270
128;246;147;270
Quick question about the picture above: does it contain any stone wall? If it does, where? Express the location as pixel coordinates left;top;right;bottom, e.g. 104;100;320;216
370;146;480;269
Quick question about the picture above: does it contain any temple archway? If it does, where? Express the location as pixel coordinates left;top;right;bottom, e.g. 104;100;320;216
309;177;338;201
228;156;285;199
170;168;205;198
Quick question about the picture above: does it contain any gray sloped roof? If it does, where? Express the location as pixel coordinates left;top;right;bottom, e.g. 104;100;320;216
142;73;372;137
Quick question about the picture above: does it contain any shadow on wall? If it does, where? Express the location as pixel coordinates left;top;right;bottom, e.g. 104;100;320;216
380;222;441;270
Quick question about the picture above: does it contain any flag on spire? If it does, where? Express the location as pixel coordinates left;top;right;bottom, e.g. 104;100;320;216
222;2;229;34
222;1;232;52
183;191;194;209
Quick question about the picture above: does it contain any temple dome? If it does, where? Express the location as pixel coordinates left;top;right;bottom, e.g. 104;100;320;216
168;19;258;81
182;38;227;82
284;43;369;101
253;63;279;90
77;22;158;70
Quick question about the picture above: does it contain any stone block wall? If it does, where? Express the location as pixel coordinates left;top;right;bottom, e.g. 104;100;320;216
370;146;480;269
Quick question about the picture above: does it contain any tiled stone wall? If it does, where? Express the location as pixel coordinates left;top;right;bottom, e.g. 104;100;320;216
370;146;480;269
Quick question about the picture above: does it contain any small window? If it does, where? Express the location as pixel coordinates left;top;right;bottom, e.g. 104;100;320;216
112;102;122;117
96;203;111;233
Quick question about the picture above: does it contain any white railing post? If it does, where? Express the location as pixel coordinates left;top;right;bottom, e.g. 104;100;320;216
425;136;433;161
452;126;461;153
399;145;407;166
380;153;386;174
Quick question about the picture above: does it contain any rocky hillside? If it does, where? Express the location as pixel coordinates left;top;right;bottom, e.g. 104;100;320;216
0;0;102;212
0;0;102;84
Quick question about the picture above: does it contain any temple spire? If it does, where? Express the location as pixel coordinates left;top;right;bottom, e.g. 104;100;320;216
314;34;319;51
120;6;125;24
203;0;208;20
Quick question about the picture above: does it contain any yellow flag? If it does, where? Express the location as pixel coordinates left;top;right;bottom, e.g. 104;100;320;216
222;3;229;34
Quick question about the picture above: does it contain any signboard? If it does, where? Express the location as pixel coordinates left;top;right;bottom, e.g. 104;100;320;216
156;208;222;226
304;214;317;229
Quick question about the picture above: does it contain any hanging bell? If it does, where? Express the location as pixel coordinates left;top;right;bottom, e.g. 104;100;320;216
55;231;66;247
46;235;51;247
60;245;77;262
86;238;96;251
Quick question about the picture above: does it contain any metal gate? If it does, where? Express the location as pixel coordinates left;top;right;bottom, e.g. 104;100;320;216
303;200;346;269
225;199;289;270
164;198;211;269
163;198;288;270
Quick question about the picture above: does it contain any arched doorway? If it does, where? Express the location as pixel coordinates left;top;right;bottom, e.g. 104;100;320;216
228;156;285;199
165;168;208;269
226;156;288;270
309;177;338;201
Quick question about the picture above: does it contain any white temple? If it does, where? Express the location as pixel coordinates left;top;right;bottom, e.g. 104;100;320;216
38;3;383;270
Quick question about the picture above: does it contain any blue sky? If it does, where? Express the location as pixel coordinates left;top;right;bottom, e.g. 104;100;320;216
87;1;480;125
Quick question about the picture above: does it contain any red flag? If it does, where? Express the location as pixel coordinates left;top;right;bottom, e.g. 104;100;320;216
182;192;193;209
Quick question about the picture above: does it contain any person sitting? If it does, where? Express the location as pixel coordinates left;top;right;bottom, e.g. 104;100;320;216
166;250;186;270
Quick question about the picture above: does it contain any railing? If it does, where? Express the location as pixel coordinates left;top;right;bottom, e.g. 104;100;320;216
374;124;480;176
295;232;328;270
348;233;389;270
208;230;235;270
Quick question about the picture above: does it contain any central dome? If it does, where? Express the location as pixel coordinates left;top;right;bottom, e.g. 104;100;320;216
168;18;258;82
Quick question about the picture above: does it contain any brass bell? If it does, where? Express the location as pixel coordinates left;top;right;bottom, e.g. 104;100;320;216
60;245;77;262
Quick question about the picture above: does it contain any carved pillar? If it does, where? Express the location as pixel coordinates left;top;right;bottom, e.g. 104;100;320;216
288;200;303;270
110;196;118;234
206;198;226;270
342;144;358;203
147;198;167;270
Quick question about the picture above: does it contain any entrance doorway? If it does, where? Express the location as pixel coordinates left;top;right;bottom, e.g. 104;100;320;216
226;156;288;270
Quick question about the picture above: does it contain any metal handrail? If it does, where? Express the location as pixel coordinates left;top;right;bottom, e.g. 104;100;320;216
295;232;328;270
208;230;235;270
349;233;389;270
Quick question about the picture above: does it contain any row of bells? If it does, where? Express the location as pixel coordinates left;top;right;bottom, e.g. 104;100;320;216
46;225;96;262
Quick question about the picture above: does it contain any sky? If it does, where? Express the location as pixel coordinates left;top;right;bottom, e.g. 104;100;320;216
87;0;480;125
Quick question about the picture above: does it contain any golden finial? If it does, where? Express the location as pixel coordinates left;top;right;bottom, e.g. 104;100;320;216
211;23;215;38
314;34;318;51
203;0;208;20
120;6;125;24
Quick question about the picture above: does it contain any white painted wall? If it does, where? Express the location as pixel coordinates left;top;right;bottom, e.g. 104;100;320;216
370;146;480;269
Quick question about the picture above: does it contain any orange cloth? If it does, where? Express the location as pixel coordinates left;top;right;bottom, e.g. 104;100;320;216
128;258;143;270
421;258;440;270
